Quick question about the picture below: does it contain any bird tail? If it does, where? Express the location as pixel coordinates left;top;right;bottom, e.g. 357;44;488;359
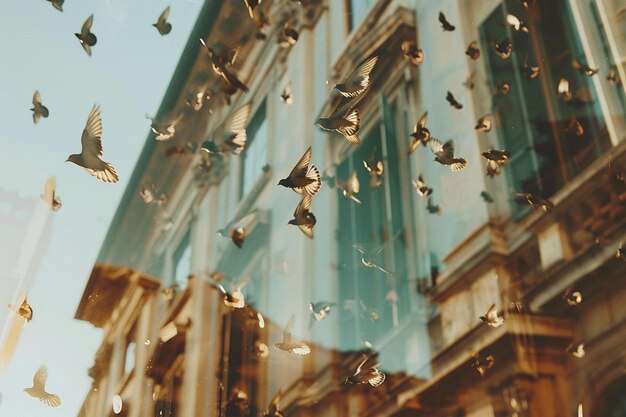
41;393;61;407
303;165;322;196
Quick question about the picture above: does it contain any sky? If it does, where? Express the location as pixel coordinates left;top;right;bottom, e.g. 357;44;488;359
0;0;202;415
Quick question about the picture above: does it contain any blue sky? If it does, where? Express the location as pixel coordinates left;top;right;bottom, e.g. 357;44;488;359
0;0;202;415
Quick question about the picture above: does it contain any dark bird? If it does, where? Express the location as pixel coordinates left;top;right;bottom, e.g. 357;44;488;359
475;115;492;132
344;356;385;387
288;195;316;239
42;176;62;211
480;191;494;203
465;41;480;60
24;366;61;407
153;6;172;35
8;297;33;322
75;14;97;56
506;13;529;32
228;212;257;248
201;103;251;154
492;39;512;59
482;148;510;177
309;301;335;322
278;146;322;196
200;39;249;93
279;23;299;47
262;389;283;417
469;351;494;376
430;138;467;171
273;317;310;355
316;103;361;144
339;171;362;204
149;114;184;141
565;117;584;136
281;85;293;105
31;91;49;124
408;111;430;153
67;105;119;183
479;304;504;327
413;174;432;197
363;155;384;188
438;12;455;31
242;0;262;19
333;56;378;98
446;91;463;109
607;66;621;85
401;41;424;66
46;0;64;12
513;191;554;212
521;60;540;79
572;59;599;76
426;196;442;214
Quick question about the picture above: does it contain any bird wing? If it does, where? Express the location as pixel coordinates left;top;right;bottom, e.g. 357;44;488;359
80;105;104;157
429;138;445;156
348;171;360;193
43;176;56;206
345;56;378;88
41;393;61;407
33;365;49;391
415;111;428;131
159;6;170;23
442;140;455;158
33;90;41;106
225;103;251;134
82;14;94;36
354;356;368;374
486;304;497;320
294;195;312;218
289;147;312;179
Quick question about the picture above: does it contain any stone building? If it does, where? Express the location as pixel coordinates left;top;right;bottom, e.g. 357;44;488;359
75;1;626;417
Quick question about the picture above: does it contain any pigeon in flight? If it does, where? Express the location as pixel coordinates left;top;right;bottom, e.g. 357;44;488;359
273;316;310;355
153;6;172;35
288;195;316;239
401;41;423;66
31;91;49;124
513;191;554;212
242;0;262;19
469;351;494;376
465;41;480;59
24;366;61;407
492;39;512;59
482;149;510;177
200;39;249;93
438;12;455;31
479;304;504;327
339;171;362;204
408;111;430;153
67;105;119;183
430;138;467;171
42;176;62;211
412;174;432;197
278;146;322;196
309;301;335;322
446;91;463;109
344;356;385;387
46;0;64;12
8;297;33;322
76;14;97;56
333;56;378;98
149;114;184;142
363;156;384;188
201;103;251;154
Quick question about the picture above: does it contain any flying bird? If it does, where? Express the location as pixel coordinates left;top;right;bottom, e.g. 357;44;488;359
242;0;262;19
344;356;385;387
430;138;467;171
273;317;310;355
309;302;335;322
201;103;251;154
339;171;362;204
401;41;424;66
42;176;62;211
506;13;529;32
494;81;511;95
24;366;61;407
521;59;540;79
288;195;316;239
352;230;401;276
316;105;360;144
363;155;384;188
281;85;293;105
279;23;299;47
479;304;504;327
572;59;598;76
153;6;172;35
278;146;322;196
438;12;455;31
149;114;184;141
566;342;585;358
475;115;492;132
8;298;33;322
465;41;480;60
67;105;119;183
200;39;249;93
333;56;378;98
492;39;512;59
215;283;245;308
607;66;621;85
482;148;510;177
408;111;430;153
413;174;433;197
469;351;494;376
616;242;626;261
446;91;463;109
31;91;49;124
565;117;584;136
75;14;97;56
563;288;582;306
513;191;554;212
46;0;64;12
262;389;282;417
481;191;494;203
426;196;442;214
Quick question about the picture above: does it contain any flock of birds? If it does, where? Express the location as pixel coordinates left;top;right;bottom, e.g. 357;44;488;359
8;0;626;413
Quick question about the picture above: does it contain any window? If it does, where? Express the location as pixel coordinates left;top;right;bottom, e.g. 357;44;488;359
336;98;412;349
346;0;376;32
241;101;268;197
173;230;191;287
481;0;610;218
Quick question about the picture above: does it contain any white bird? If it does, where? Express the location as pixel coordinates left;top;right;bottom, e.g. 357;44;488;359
67;105;119;183
479;304;504;328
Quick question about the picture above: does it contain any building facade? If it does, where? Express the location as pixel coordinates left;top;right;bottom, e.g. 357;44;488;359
75;1;626;417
